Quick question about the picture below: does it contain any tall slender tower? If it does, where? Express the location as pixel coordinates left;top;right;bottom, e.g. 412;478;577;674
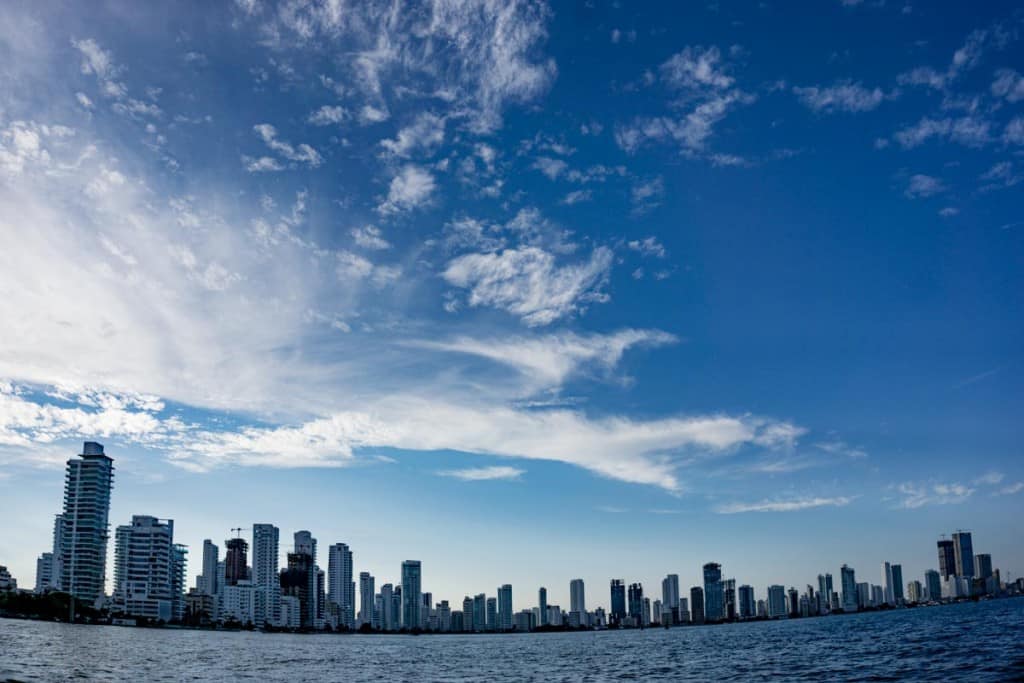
328;543;354;628
60;441;114;604
252;524;280;627
401;560;422;629
952;531;974;578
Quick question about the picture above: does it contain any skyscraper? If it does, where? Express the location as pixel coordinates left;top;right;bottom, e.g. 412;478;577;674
401;560;422;630
723;578;736;620
882;562;895;605
171;544;187;622
840;565;858;612
924;569;942;601
538;586;548;626
224;537;248;587
198;540;219;596
891;564;904;604
473;593;486;632
937;539;956;579
498;584;513;631
380;583;395;631
486;596;497;631
569;579;585;616
359;572;375;627
462;595;474;632
738;584;755;619
59;441;114;604
661;574;679;623
113;515;176;621
328;543;355;629
767;585;786;618
974;553;993;580
34;552;55;593
690;586;704;625
627;583;644;622
252;524;279;627
702;562;723;622
281;550;315;628
952;531;974;578
610;580;626;624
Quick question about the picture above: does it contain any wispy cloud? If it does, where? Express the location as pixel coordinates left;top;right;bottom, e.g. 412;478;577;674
437;465;524;481
715;496;855;514
894;481;974;509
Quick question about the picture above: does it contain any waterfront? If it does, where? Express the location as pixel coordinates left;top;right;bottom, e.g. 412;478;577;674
2;599;1022;682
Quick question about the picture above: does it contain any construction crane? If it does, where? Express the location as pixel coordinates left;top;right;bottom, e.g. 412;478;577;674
231;527;245;539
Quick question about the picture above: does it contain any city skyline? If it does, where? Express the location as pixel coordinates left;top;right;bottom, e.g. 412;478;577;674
15;442;1017;622
1;0;1023;607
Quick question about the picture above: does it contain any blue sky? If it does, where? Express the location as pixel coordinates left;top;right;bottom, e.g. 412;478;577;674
0;0;1022;611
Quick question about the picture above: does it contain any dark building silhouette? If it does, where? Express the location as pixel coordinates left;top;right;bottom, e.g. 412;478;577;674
610;579;625;624
937;539;956;579
281;552;315;628
690;586;705;625
224;537;248;587
627;583;643;623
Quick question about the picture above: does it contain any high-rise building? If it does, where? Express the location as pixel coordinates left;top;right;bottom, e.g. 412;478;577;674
113;515;177;621
662;574;680;623
59;441;114;604
723;579;736;620
856;582;871;608
252;524;280;627
627;583;644;623
690;586;704;625
924;570;942;601
198;540;219;596
703;563;723;622
538;586;548;626
840;565;858;612
974;553;993;580
486;596;497;631
907;580;923;603
610;580;626;624
327;543;354;628
569;579;585;616
817;573;833;613
380;583;395;631
498;584;513;631
787;587;799;617
280;550;315;628
171;544;187;622
34;552;55;593
473;593;486;632
882;562;895;605
224;537;248;587
937;539;956;579
359;572;375;627
50;514;64;591
462;596;475;632
952;532;974;578
891;564;904;604
738;584;755;619
401;560;422;630
767;585;786;618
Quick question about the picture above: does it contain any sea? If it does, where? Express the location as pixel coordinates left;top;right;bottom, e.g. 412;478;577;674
1;598;1022;681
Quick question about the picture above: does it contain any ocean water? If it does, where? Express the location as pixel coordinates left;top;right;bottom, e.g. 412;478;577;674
2;599;1023;681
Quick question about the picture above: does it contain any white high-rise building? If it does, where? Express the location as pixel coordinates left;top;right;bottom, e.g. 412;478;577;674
198;540;219;596
113;515;177;621
570;579;586;615
661;574;679;621
59;442;114;604
359;572;375;627
252;524;280;627
767;585;787;618
328;543;355;628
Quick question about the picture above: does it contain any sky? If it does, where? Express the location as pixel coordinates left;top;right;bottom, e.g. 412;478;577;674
0;0;1022;612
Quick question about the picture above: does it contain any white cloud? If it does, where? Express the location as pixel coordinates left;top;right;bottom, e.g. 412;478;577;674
793;81;886;113
252;123;322;166
895;481;974;508
350;225;391;250
715;496;855;514
71;37;126;98
409;328;677;390
442;246;613;326
244;155;285;172
995;482;1023;496
659;46;734;91
627;237;667;258
561;189;591;205
991;69;1024;102
379;112;445;157
376;164;436;214
437;466;524;481
905;174;946;198
893;116;991;149
1003;117;1024;145
631;177;664;214
814;440;867;459
532;156;568;180
75;92;94;108
308;105;349;125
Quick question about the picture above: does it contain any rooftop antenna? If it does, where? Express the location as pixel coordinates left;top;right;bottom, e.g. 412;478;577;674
231;527;244;539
